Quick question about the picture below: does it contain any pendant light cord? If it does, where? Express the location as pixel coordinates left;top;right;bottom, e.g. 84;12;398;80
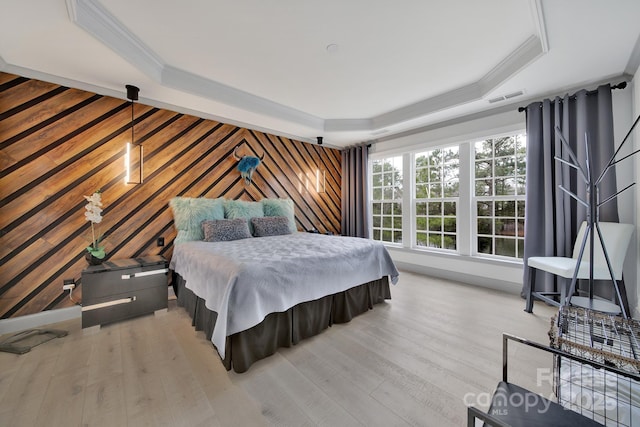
131;97;135;146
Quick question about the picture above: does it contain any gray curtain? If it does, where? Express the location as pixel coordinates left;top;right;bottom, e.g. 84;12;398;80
341;145;369;237
522;84;622;302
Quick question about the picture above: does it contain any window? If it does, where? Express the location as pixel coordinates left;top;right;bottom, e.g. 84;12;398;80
369;130;526;261
474;134;526;258
371;156;403;244
415;147;459;250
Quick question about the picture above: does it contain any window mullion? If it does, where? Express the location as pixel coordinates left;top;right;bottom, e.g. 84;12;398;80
403;152;413;249
458;142;472;256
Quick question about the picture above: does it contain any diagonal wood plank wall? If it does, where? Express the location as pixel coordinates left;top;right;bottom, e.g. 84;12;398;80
0;72;342;319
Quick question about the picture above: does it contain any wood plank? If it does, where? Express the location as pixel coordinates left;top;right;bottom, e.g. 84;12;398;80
120;316;177;426
280;343;410;426
2;96;124;167
0;72;20;85
298;140;342;218
0;351;59;426
253;132;337;232
0;88;96;144
230;354;317;426
306;156;341;214
81;375;128;427
170;313;267;427
34;370;87;426
0;78;62;116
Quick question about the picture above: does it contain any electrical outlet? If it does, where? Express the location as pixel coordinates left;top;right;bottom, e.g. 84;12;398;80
63;279;75;291
157;237;165;247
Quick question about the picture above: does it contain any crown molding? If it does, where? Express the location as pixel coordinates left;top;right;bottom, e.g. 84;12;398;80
530;0;549;53
369;35;544;132
625;32;640;76
372;72;632;150
70;0;163;80
64;0;77;21
161;65;324;130
479;35;543;94
373;82;484;131
68;0;549;138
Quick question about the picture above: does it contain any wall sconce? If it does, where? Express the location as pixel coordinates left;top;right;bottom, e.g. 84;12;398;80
315;169;326;193
124;84;142;184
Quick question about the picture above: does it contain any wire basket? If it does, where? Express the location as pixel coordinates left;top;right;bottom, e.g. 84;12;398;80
550;306;640;426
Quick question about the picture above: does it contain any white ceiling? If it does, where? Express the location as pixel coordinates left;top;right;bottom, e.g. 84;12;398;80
2;0;640;148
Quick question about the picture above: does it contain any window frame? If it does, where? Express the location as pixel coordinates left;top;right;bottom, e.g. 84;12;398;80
472;134;527;260
370;155;404;246
412;145;460;253
368;129;526;263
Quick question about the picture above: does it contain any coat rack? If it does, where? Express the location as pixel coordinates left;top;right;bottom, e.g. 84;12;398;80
555;114;640;319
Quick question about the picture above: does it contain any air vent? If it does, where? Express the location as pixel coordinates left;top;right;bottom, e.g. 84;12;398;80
488;90;524;104
504;90;524;99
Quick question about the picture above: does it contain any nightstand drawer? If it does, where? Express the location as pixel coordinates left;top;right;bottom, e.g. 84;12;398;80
83;266;168;300
82;286;167;328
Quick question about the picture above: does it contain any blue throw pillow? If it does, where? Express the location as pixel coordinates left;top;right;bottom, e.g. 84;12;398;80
224;199;264;234
261;198;297;233
170;197;225;242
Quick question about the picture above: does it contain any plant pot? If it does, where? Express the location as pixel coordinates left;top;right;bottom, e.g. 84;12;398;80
85;252;104;266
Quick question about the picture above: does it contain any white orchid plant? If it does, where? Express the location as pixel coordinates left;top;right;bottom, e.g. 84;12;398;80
84;190;105;259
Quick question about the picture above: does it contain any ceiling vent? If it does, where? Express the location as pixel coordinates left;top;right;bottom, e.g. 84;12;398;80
488;90;524;104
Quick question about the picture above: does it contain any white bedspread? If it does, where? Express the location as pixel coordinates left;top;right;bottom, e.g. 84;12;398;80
169;233;399;358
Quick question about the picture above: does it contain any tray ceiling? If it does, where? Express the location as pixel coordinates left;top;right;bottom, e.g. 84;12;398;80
1;0;639;147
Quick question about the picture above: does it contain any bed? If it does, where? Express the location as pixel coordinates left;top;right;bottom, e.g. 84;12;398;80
169;231;399;372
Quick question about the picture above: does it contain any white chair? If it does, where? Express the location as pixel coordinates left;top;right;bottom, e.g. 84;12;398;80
525;221;634;315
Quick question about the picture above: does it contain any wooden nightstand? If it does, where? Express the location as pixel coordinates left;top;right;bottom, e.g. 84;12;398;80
81;255;169;328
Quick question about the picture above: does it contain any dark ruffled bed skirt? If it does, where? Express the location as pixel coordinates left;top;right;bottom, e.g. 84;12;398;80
173;272;391;373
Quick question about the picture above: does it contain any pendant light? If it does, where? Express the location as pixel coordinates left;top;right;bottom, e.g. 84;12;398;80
124;84;142;184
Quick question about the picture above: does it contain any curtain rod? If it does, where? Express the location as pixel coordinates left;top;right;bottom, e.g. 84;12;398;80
517;81;627;113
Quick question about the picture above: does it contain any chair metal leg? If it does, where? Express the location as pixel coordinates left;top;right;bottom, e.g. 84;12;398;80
615;279;631;318
525;267;536;313
526;267;563;312
560;277;569;308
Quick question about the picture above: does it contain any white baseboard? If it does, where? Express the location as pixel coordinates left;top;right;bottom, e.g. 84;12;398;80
0;306;81;335
395;261;522;295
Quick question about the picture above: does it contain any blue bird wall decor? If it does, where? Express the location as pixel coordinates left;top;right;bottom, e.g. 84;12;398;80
233;144;264;185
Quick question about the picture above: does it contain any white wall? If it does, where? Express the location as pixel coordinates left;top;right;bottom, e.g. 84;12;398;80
633;68;640;318
372;91;639;302
613;88;637;315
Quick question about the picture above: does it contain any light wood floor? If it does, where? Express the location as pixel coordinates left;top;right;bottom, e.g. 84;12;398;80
0;271;557;426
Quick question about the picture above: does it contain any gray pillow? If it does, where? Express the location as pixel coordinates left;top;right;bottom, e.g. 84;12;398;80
251;216;292;237
202;218;252;242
